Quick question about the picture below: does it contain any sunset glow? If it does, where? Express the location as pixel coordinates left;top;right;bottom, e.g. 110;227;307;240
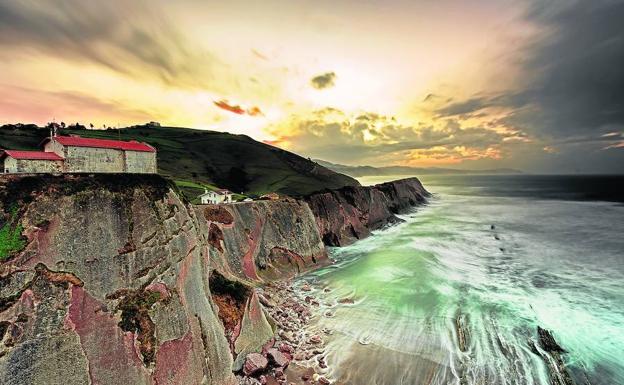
1;0;622;173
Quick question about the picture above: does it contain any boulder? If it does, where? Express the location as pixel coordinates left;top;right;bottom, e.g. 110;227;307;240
309;335;322;344
267;348;290;368
243;353;268;376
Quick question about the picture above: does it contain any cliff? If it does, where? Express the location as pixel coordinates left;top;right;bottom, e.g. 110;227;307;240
0;174;327;385
304;177;430;246
196;201;328;283
0;174;428;384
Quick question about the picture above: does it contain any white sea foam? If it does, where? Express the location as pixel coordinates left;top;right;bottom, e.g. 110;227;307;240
300;176;624;385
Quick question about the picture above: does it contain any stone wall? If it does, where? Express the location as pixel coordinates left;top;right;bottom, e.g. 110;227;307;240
62;146;125;173
125;150;157;174
43;140;65;158
2;157;15;173
2;157;62;173
44;141;157;174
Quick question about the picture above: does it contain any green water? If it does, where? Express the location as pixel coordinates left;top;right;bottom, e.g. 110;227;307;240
298;175;624;385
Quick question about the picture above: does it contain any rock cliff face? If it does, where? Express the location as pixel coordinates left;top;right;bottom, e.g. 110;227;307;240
197;201;328;284
0;174;427;384
304;177;429;246
0;174;327;385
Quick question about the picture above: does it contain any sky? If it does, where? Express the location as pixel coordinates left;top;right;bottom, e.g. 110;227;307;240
0;0;622;173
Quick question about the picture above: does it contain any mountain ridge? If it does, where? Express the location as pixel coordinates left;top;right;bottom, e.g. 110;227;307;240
315;159;522;177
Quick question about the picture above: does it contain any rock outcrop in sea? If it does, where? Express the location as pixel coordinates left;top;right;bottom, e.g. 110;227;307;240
0;174;428;384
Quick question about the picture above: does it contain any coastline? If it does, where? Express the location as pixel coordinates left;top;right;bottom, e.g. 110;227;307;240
269;175;624;385
0;173;430;385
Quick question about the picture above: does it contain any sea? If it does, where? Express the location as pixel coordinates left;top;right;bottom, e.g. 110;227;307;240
298;174;624;385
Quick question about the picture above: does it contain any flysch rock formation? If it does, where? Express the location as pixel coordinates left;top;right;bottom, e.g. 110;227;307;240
0;174;428;385
0;174;329;385
304;177;430;246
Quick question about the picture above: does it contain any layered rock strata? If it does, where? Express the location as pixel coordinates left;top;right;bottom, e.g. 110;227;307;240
0;174;327;385
304;177;429;246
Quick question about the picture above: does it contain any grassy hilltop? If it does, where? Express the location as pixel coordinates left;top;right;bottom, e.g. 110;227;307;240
0;124;359;199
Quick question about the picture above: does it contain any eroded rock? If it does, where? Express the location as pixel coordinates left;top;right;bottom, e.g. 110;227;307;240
304;177;429;246
243;353;269;376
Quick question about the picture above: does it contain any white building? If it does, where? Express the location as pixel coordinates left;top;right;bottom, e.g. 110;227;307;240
199;189;233;204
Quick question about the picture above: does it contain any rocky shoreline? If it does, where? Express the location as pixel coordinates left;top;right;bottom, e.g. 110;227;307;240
234;279;336;385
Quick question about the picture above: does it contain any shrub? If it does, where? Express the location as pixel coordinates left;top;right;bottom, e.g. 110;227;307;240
0;208;26;261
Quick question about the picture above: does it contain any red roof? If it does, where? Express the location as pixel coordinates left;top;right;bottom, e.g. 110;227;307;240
1;150;64;161
44;136;156;152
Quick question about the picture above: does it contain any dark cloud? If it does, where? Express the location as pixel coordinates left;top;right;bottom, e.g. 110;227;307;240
0;0;218;87
310;72;337;89
518;0;624;137
435;97;492;117
437;1;624;139
429;1;624;172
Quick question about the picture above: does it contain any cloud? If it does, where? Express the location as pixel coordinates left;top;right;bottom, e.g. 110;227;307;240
437;1;624;139
435;97;492;117
267;108;515;165
310;72;337;89
0;0;220;88
425;1;624;172
516;1;624;138
213;100;263;116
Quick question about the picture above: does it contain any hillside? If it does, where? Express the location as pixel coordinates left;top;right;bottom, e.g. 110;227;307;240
0;124;359;197
316;159;522;177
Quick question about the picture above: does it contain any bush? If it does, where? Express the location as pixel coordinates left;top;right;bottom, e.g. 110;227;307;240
0;208;26;261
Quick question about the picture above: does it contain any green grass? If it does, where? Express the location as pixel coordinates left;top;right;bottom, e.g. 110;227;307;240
0;208;26;261
0;124;359;196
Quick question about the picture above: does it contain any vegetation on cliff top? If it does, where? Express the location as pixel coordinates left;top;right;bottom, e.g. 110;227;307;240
0;124;359;196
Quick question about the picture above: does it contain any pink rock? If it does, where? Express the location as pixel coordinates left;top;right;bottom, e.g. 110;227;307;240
318;376;331;385
309;335;322;344
267;348;290;368
243;353;268;376
145;282;170;300
278;343;294;354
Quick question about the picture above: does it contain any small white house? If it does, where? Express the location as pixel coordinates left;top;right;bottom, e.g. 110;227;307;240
199;189;233;205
